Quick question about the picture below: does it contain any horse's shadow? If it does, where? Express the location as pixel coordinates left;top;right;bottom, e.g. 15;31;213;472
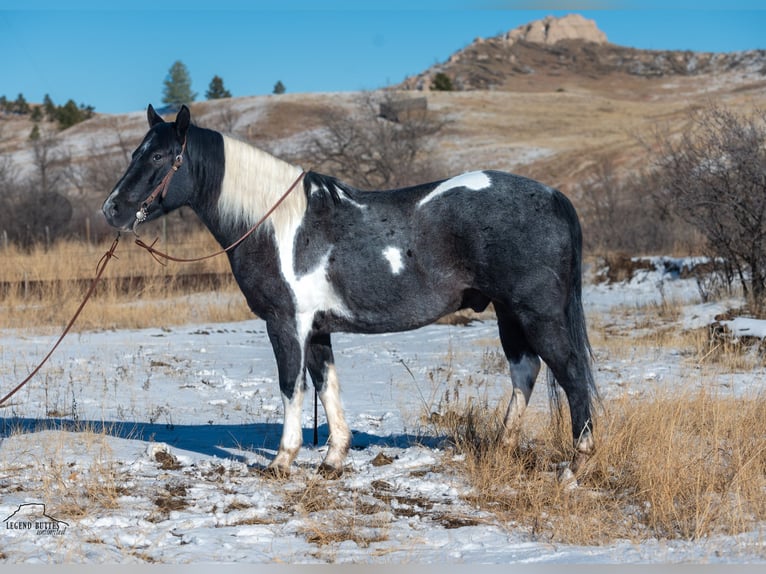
0;416;440;468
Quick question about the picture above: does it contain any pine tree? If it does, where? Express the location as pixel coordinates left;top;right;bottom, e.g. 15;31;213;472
206;75;232;100
55;99;93;130
56;100;81;129
273;81;286;95
14;93;30;115
162;60;197;106
431;73;454;92
43;94;57;121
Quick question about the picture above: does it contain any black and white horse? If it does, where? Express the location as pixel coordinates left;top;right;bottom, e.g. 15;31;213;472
103;104;597;478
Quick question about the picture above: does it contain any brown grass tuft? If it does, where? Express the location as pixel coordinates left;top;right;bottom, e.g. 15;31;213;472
34;427;127;519
281;476;391;549
430;385;766;545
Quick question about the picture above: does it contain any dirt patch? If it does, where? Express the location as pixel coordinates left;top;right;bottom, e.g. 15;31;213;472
598;254;654;284
154;450;183;471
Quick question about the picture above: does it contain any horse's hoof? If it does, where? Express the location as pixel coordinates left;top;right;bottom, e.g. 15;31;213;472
317;463;343;479
260;465;290;479
557;466;578;489
570;450;591;474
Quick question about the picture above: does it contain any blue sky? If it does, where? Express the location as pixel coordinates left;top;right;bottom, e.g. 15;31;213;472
1;1;764;115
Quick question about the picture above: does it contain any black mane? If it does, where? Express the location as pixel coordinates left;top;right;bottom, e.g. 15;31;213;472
303;171;359;206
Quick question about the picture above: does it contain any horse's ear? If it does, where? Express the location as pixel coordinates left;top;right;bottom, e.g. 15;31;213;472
175;105;190;142
147;104;164;127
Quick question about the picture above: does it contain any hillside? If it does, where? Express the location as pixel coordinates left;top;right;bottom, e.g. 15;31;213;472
1;13;765;240
398;14;766;94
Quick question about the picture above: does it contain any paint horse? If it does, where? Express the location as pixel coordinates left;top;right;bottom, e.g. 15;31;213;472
103;104;597;478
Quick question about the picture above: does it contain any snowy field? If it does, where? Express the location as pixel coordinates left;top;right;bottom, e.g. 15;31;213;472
1;259;765;564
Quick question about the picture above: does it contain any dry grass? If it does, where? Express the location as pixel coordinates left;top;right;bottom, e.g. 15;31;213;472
590;297;766;373
429;384;766;545
2;425;129;520
0;231;252;331
282;475;391;550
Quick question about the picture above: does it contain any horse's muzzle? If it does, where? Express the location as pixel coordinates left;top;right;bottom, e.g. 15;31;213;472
102;192;136;232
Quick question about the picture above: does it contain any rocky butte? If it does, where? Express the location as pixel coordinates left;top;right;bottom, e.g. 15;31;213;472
399;13;766;92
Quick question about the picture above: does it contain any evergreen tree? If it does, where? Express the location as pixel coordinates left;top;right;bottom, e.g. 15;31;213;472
0;95;7;113
273;80;286;95
163;60;197;106
29;124;40;141
55;99;93;130
31;107;43;122
431;73;454;92
43;94;57;121
206;75;232;100
14;93;30;114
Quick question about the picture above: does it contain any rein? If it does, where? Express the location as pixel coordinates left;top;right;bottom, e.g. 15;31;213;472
134;169;306;264
0;235;121;408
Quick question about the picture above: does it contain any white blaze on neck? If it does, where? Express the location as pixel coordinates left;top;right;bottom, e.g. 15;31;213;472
383;246;404;275
418;171;491;207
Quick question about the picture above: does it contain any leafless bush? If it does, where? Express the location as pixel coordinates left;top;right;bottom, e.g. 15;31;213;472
652;104;766;312
306;91;447;189
0;132;73;249
574;153;696;255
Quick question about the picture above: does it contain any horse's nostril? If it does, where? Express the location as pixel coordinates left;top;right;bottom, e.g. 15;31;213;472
103;198;119;219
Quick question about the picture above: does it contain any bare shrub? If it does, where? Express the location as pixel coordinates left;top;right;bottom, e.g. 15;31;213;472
574;153;698;255
306;91;447;190
652;104;766;312
0;130;74;248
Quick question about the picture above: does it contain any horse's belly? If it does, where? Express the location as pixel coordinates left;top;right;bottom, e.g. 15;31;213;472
324;284;463;334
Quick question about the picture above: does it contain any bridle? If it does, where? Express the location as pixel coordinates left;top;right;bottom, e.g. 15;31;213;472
132;138;187;234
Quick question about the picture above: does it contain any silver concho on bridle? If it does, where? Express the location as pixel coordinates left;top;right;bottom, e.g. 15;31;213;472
133;206;148;234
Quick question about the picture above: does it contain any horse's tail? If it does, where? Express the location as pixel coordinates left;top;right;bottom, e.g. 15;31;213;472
547;190;599;426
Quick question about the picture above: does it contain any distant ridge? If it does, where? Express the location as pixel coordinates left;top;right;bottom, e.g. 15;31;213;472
398;13;766;92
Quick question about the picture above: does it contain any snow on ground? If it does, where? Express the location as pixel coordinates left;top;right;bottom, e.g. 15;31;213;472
1;258;766;564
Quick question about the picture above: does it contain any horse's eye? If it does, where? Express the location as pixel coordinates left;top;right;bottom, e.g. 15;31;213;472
152;153;163;162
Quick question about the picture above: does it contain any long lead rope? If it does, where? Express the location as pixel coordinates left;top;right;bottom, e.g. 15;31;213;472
0;234;121;408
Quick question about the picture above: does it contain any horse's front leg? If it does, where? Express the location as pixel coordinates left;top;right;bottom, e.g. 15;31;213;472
266;321;306;476
307;333;351;478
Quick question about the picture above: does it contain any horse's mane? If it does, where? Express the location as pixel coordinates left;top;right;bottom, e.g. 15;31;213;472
303;172;361;206
216;133;306;234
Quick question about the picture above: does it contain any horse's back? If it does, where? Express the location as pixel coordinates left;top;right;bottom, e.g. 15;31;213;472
414;170;580;257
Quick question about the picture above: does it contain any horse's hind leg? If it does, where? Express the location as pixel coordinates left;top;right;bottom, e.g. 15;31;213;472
496;306;541;451
306;333;351;478
521;313;595;473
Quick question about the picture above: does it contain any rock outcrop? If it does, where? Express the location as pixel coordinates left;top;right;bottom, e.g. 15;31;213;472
504;13;607;46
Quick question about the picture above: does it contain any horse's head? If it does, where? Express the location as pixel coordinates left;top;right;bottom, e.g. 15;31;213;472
102;104;192;231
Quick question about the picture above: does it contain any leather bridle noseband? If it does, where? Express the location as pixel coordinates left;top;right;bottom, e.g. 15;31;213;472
132;138;187;234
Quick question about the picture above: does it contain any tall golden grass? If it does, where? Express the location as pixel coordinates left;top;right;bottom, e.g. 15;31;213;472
429;379;766;546
0;231;252;331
